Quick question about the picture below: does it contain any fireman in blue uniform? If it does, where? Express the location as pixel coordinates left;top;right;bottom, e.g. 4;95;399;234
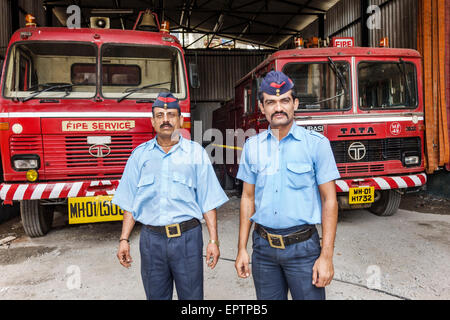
114;92;228;300
234;71;340;300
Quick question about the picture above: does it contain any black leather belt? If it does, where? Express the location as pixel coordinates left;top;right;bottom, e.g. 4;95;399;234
145;218;200;238
255;224;316;249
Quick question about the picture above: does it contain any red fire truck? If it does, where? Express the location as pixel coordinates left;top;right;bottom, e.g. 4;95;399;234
213;38;426;216
0;11;192;236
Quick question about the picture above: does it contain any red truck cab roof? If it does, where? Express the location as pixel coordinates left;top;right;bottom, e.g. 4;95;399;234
10;27;182;48
236;47;422;87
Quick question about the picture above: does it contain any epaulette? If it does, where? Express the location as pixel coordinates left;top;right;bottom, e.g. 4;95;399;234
308;130;325;139
131;140;150;155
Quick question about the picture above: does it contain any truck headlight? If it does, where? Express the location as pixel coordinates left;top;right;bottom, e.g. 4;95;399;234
402;152;420;167
404;156;419;165
11;155;40;171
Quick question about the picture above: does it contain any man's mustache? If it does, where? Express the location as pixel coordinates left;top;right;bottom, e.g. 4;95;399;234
160;123;173;129
271;111;288;119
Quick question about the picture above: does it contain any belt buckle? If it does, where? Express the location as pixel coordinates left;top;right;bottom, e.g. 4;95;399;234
267;233;285;249
165;223;181;238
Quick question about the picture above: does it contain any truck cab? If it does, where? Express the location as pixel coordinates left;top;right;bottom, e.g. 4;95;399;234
0;12;190;236
213;39;426;216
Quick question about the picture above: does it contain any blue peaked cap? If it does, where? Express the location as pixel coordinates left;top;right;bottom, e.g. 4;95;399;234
259;71;294;96
152;92;180;113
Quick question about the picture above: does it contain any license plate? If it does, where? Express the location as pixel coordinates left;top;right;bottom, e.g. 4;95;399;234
68;195;124;224
349;187;375;204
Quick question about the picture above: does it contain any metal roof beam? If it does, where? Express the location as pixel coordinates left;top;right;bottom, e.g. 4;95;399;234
206;0;234;48
238;1;269;37
231;0;264;11
263;0;314;45
162;8;321;15
275;0;326;13
225;12;300;33
191;12;220;30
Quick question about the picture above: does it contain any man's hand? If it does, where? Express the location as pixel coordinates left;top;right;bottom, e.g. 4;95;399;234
206;242;220;269
312;254;334;287
235;249;251;278
117;241;133;268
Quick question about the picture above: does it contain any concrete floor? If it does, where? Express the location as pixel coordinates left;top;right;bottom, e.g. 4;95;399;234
0;193;449;300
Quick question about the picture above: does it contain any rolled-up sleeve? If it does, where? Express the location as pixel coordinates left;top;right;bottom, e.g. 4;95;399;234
112;151;140;213
313;137;340;185
236;141;256;185
195;149;229;213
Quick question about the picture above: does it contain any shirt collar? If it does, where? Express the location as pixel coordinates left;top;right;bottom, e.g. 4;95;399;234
264;122;302;141
147;133;187;152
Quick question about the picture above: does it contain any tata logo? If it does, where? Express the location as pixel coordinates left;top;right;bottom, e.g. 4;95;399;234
89;144;111;158
348;142;366;161
340;127;375;135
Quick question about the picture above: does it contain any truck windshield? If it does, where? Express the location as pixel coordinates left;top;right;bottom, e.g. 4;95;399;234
101;44;186;100
283;61;351;111
358;61;417;109
3;42;97;99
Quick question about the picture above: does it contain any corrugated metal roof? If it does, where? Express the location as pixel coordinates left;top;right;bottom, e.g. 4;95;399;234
38;0;340;48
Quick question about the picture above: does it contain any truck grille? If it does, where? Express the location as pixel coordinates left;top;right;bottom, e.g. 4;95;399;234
43;134;151;179
338;164;385;175
331;137;421;164
10;135;43;154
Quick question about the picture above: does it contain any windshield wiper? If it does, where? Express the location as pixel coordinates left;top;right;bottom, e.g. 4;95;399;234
21;83;73;102
312;91;345;105
117;81;171;102
328;57;348;95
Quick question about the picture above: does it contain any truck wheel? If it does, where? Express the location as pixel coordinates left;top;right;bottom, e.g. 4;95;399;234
224;172;235;190
20;200;54;237
369;190;402;216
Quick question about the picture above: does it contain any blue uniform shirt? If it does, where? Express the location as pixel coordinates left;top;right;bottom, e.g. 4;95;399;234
237;124;340;229
112;135;229;226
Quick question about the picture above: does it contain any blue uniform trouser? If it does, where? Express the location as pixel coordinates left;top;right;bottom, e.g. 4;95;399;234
139;224;203;300
251;225;325;300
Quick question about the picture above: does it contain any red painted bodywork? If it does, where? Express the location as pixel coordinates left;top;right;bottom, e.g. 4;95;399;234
213;47;425;188
0;27;190;186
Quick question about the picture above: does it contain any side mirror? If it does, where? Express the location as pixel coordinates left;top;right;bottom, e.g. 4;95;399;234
189;63;200;89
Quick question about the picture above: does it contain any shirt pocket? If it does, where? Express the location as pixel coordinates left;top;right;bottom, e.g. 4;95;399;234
251;162;270;188
286;162;314;189
136;173;157;200
171;171;196;200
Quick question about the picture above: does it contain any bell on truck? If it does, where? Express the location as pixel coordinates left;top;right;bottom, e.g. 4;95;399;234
136;9;159;32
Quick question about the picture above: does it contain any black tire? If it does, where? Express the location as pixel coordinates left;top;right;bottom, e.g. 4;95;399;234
224;172;235;190
369;190;402;216
20;200;54;237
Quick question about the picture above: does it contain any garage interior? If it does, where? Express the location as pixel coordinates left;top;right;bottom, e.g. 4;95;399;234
0;0;448;193
0;1;450;301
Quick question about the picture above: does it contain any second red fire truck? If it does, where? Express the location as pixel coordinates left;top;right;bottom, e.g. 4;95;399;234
213;38;427;216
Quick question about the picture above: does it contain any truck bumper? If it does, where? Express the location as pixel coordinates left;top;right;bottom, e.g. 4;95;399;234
335;173;427;192
0;180;120;204
0;173;427;202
